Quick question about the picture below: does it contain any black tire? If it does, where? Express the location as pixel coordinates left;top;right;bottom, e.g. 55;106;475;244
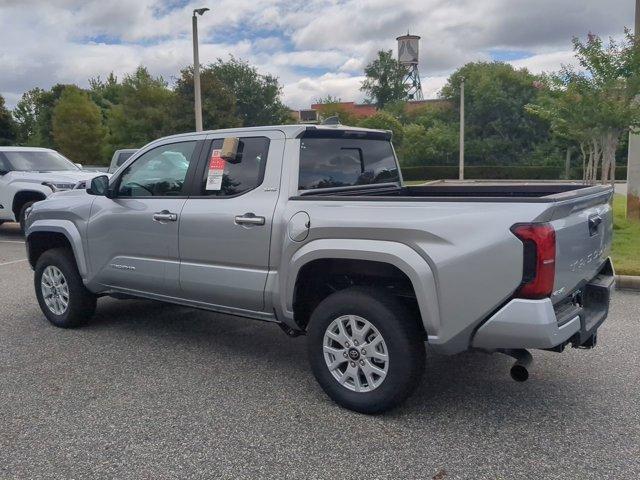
19;200;36;233
307;286;426;414
34;248;97;328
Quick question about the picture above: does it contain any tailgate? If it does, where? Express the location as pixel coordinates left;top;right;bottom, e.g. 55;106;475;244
547;188;613;303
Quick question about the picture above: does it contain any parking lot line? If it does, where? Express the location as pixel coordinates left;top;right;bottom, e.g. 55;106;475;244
0;259;28;267
0;240;25;244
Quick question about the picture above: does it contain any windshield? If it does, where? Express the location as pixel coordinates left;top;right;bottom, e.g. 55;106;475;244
0;151;79;172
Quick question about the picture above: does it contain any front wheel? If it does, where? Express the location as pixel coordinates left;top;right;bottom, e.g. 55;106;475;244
307;287;426;414
34;248;97;328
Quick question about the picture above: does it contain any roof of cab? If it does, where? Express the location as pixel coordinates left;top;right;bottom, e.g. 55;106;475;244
157;124;391;142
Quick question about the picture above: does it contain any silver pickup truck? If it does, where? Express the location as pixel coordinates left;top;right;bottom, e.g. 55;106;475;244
25;125;614;413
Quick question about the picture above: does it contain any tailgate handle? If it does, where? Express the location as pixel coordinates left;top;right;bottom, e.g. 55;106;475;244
588;214;602;236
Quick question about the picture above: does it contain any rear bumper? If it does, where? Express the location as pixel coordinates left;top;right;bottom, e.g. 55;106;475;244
472;259;614;352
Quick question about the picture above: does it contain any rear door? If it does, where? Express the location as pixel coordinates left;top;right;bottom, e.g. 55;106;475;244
178;131;285;312
88;140;201;296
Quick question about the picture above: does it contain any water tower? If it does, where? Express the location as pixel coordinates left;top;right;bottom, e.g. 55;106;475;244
396;33;423;101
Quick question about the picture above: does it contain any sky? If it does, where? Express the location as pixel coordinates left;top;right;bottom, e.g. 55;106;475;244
0;0;635;110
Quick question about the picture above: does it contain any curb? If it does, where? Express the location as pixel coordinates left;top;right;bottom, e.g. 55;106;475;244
616;275;640;291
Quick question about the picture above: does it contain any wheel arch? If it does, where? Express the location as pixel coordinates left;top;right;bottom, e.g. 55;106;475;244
26;220;88;279
12;189;48;219
280;239;440;337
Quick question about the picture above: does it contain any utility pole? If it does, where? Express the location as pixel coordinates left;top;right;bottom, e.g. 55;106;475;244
627;0;640;220
192;8;209;132
459;77;465;180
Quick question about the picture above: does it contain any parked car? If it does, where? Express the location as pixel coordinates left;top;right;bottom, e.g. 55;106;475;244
0;147;109;231
24;125;614;413
108;148;138;174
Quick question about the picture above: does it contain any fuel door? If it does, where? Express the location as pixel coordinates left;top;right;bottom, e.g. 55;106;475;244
288;211;310;242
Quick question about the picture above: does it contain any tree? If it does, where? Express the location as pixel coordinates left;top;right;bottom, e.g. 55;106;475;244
13;84;71;148
441;62;553;166
12;88;46;145
357;111;405;145
527;30;640;184
398;121;458;167
52;87;106;164
89;73;124;122
209;56;292;126
172;66;240;132
313;95;359;125
0;94;17;146
105;67;175;155
360;50;408;108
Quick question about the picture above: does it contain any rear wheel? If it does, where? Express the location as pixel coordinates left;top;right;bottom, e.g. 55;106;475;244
34;248;97;328
307;287;425;414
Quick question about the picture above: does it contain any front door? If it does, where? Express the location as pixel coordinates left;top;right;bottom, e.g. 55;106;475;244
88;140;201;297
179;132;285;312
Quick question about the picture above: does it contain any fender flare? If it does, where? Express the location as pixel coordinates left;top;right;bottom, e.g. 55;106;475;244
279;239;440;336
26;219;88;279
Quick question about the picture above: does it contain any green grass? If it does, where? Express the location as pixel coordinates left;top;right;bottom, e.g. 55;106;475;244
612;194;640;276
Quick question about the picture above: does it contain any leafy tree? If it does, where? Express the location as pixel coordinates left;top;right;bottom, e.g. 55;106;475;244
361;50;408;108
105;67;175;155
52;87;106;164
14;84;72;148
0;94;17;146
399;121;458;167
313;95;359;125
441;62;552;166
357;111;405;145
527;30;640;183
209;56;292;126
172;66;240;132
89;73;124;122
12;88;46;145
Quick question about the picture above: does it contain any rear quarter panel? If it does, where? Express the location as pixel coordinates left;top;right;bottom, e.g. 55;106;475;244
275;198;551;354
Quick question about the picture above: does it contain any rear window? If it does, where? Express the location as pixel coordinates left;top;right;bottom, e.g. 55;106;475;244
298;138;399;190
117;151;135;167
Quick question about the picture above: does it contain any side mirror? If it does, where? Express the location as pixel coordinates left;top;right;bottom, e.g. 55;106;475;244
221;137;240;163
74;163;83;169
0;170;8;176
87;175;111;197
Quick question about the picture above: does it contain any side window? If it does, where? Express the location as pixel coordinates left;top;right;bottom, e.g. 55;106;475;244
200;137;269;197
117;142;197;197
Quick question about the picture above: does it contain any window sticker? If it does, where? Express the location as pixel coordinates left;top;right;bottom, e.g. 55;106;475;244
205;150;225;191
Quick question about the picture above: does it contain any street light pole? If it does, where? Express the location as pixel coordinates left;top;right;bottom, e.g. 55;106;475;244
459;77;465;181
192;8;209;132
627;0;640;220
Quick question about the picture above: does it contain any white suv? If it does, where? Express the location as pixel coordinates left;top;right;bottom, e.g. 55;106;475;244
0;147;105;231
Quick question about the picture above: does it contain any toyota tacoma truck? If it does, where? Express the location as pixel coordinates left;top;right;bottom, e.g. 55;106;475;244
0;147;106;232
24;125;614;413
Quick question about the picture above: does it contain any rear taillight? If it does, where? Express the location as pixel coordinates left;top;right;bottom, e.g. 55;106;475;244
511;223;556;299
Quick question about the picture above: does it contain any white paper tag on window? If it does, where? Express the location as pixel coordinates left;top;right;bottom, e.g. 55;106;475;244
206;150;225;191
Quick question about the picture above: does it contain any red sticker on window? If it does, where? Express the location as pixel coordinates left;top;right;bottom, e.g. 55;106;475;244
206;150;225;191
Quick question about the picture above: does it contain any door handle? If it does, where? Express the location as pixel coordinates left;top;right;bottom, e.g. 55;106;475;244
588;214;602;236
235;212;265;226
153;210;178;223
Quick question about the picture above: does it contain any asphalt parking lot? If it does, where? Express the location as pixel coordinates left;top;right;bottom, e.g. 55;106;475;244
1;222;639;479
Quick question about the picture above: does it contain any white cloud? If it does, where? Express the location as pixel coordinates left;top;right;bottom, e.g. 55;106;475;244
0;0;635;110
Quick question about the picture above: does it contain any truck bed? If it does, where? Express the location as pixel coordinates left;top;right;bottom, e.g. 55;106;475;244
295;181;611;203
